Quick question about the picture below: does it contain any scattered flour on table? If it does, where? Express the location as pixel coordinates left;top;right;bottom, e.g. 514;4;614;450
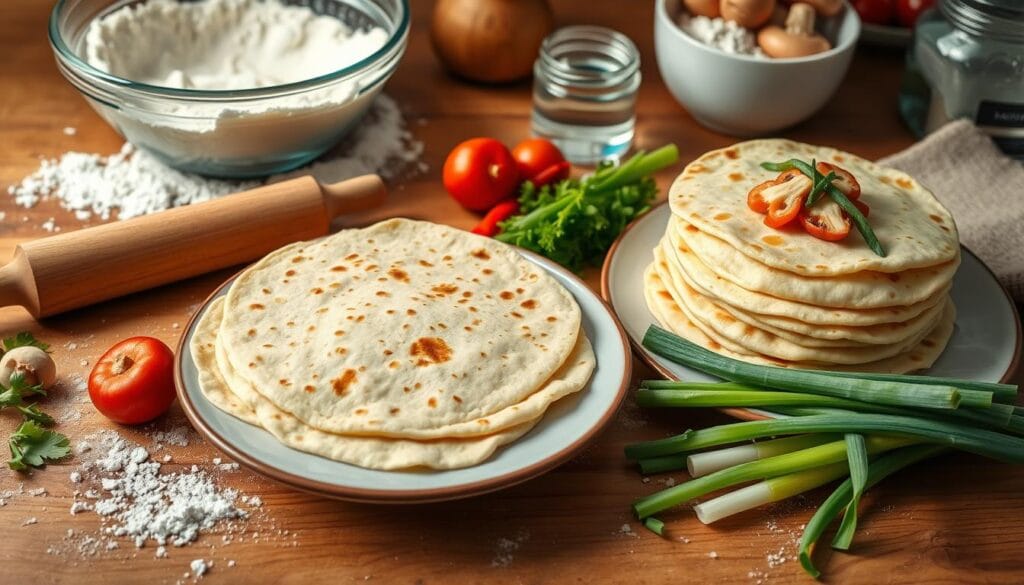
190;558;210;578
490;529;530;568
678;14;764;57
68;431;245;548
7;95;423;224
30;428;294;576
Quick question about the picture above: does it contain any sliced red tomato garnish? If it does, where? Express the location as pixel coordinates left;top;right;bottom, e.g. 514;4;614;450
758;170;812;228
800;197;851;242
816;162;861;200
853;199;870;217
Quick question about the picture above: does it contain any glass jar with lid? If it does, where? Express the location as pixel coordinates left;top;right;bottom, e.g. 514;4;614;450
900;0;1024;158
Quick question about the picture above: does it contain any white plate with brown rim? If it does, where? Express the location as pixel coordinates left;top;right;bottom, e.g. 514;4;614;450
600;202;1021;421
176;249;632;504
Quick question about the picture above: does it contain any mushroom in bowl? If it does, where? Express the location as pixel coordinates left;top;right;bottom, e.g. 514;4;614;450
654;0;860;136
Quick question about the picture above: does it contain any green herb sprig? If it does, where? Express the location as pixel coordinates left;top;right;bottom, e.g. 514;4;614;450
0;333;69;470
3;332;50;354
496;145;679;271
8;421;70;471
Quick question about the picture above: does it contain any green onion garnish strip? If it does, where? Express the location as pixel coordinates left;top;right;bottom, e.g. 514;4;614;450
684;434;841;478
806;170;836;207
632;435;911;519
826;184;886;257
798;444;947;579
761;159;885;257
624;413;1024;464
831;434;869;550
817;371;1018;403
693;462;850;524
642;326;961;410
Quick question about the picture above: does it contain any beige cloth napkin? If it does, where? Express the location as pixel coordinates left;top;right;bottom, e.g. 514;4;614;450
879;120;1024;302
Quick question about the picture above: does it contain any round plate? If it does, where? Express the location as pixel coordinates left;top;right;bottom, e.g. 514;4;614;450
175;248;631;504
859;22;913;48
601;202;1021;420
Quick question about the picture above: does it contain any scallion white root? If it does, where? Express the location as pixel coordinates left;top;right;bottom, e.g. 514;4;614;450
687;434;840;478
694;462;849;524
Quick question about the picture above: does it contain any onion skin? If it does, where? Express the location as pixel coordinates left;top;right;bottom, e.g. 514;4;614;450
683;0;721;18
430;0;554;84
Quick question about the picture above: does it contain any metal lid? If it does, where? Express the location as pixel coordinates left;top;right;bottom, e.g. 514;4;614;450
940;0;1024;40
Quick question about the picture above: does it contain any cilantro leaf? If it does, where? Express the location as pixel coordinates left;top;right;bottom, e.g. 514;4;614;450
6;372;45;398
2;332;50;353
496;145;678;272
8;421;70;471
17;404;54;427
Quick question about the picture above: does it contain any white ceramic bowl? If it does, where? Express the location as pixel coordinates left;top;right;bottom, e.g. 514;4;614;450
50;0;409;178
654;0;861;136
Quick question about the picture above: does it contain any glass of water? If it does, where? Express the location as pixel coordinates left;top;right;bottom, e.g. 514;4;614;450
531;25;641;165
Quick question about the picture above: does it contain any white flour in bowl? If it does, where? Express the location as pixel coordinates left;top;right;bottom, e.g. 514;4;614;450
74;0;399;172
678;14;765;57
85;0;387;92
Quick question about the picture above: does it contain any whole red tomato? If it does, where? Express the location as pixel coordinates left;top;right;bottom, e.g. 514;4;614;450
896;0;934;26
853;0;895;25
89;337;176;425
443;138;519;212
511;138;566;183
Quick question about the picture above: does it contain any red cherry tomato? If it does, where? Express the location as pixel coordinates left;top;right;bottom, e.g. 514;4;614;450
853;0;895;25
511;138;566;183
88;337;176;425
529;161;571;188
443;138;520;212
896;0;934;27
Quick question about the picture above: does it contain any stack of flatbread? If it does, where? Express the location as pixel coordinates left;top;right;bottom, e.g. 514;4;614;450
645;139;961;374
191;218;595;470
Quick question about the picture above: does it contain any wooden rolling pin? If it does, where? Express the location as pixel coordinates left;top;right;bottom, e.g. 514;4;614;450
0;174;386;318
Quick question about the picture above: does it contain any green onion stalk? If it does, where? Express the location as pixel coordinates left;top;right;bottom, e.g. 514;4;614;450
624;413;1024;464
632;436;914;520
799;445;947;579
642;326;961;410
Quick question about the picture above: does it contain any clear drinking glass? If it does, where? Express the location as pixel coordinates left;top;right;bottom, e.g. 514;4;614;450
531;25;641;165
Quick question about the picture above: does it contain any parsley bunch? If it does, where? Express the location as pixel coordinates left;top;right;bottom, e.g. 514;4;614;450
496;145;679;272
0;332;69;470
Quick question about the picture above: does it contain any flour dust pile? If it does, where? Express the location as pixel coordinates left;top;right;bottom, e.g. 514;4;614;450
8;95;423;224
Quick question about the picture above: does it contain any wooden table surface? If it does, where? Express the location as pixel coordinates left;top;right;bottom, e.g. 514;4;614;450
1;1;1022;583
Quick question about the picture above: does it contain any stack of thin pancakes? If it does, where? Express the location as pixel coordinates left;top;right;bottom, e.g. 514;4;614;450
645;139;961;373
191;219;595;470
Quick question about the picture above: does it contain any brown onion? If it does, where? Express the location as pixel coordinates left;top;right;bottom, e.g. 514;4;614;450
430;0;554;84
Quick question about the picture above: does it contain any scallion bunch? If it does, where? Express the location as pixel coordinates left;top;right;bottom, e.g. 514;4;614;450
627;325;1021;579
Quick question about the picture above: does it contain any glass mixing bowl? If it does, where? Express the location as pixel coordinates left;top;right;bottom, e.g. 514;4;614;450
49;0;409;178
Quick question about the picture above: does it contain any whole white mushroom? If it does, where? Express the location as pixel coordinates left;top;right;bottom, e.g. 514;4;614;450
1;346;57;390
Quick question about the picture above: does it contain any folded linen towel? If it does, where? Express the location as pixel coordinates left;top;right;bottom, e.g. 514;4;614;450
880;120;1024;302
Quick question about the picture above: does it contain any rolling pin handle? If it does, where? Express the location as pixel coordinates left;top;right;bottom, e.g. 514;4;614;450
321;174;388;219
0;249;39;316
